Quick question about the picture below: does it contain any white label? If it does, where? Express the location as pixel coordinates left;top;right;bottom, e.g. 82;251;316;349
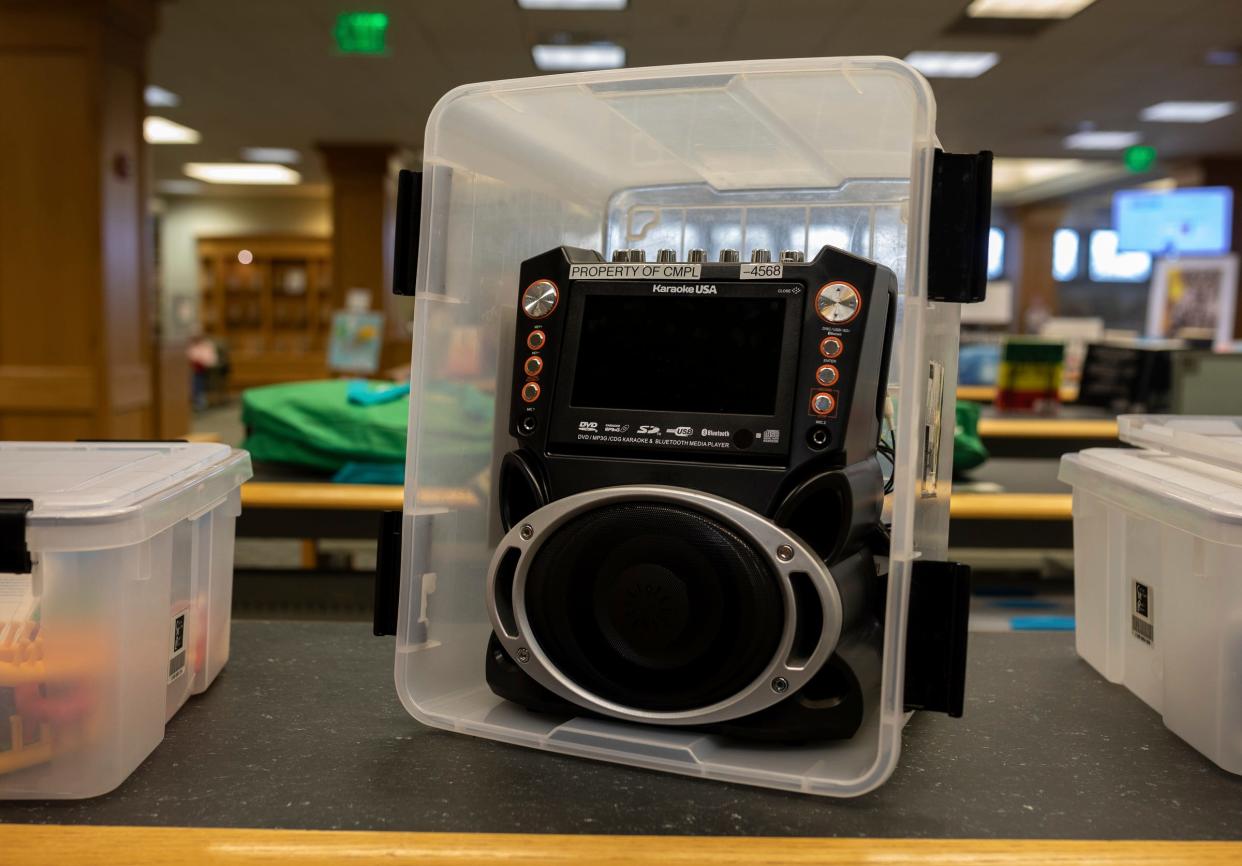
739;263;784;280
569;263;701;280
1131;580;1154;645
921;361;945;498
168;607;189;684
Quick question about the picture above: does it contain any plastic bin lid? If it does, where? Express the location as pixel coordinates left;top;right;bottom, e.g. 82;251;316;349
0;441;249;522
1118;415;1242;473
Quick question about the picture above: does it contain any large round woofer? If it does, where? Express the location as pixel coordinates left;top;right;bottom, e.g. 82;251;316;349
522;502;785;713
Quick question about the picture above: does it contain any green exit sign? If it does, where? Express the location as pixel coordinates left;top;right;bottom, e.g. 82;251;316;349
1124;145;1157;173
334;12;388;55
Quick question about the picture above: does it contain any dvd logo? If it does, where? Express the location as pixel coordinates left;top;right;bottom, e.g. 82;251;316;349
578;421;598;432
668;426;693;437
637;425;660;434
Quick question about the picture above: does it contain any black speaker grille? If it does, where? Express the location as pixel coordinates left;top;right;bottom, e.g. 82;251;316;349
524;501;786;713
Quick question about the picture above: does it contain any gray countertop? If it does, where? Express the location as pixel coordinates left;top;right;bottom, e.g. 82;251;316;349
2;621;1239;838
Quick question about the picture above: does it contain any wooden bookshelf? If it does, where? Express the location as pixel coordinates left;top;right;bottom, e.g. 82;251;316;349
197;236;333;388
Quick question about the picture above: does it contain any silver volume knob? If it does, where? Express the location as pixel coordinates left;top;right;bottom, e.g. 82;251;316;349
750;248;772;263
611;249;630;262
780;250;805;263
718;248;740;263
815;281;862;324
687;249;707;263
656;248;677;263
522;279;559;319
627;250;646;262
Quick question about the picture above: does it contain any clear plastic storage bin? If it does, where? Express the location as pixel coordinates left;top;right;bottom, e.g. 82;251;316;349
397;57;962;796
0;441;252;798
1060;415;1242;775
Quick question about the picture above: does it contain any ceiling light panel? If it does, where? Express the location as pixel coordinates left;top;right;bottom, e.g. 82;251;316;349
532;42;625;71
144;116;201;144
904;51;999;78
518;0;626;8
1140;101;1236;123
184;163;301;185
966;0;1097;18
1063;130;1141;150
144;85;180;107
241;147;301;164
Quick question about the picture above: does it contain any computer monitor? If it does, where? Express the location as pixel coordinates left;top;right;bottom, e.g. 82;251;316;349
1113;187;1233;255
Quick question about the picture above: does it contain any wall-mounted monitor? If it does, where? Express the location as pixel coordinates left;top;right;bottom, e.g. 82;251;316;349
1113;186;1233;255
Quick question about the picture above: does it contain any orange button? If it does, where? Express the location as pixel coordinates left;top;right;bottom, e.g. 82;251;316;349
527;331;546;350
810;391;835;416
819;336;843;359
815;364;839;387
524;356;544;377
521;382;541;403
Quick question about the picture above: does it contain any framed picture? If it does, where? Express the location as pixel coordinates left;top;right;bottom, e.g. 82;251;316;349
1146;254;1239;348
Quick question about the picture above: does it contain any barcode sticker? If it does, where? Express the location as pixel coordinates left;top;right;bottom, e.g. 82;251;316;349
168;608;188;684
1131;580;1154;645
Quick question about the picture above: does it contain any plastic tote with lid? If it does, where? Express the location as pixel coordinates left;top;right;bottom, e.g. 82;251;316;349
390;57;983;797
0;441;252;798
1060;415;1242;774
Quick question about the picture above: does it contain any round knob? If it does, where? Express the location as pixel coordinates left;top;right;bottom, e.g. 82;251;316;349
687;249;707;263
718;248;740;263
810;392;835;416
815;282;861;324
627;250;646;262
819;335;843;359
524;356;544;377
526;330;546;350
656;249;677;263
611;249;630;262
815;364;839;387
520;382;541;403
750;248;772;263
780;250;805;262
522;280;559;319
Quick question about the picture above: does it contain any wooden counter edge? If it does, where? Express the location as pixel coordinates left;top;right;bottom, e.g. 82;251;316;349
238;483;1070;521
977;417;1118;440
2;825;1238;866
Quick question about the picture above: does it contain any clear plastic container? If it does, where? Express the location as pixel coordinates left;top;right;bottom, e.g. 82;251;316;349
1060;416;1242;775
397;57;961;796
0;441;252;798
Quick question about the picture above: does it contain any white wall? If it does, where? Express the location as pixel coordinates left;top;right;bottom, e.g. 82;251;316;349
158;192;331;336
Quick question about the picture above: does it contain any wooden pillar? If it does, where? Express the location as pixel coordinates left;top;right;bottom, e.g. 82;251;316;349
0;0;167;434
0;0;162;440
316;143;409;373
1201;157;1242;339
1011;202;1067;333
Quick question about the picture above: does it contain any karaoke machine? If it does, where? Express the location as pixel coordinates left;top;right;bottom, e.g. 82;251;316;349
484;244;895;741
375;57;989;796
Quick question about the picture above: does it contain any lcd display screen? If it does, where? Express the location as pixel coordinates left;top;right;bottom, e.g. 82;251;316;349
1113;187;1233;255
570;293;788;415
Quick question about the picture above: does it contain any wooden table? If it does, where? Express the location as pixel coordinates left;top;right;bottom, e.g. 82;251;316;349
4;825;1239;865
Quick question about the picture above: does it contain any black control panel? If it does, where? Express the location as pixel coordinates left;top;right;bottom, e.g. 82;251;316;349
509;245;896;479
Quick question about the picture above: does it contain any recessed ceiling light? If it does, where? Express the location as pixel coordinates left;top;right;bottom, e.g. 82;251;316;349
241;147;301;164
966;0;1097;18
157;179;205;195
904;51;999;78
1140;101;1236;123
533;42;625;71
144;116;201;144
518;0;626;7
144;85;180;107
1063;130;1141;150
184;163;301;185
